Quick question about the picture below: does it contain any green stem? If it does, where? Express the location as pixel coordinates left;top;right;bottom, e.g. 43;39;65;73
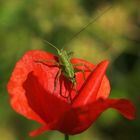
65;134;69;140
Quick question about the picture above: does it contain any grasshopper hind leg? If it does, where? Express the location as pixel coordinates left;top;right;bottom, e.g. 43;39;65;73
53;69;61;93
72;80;78;95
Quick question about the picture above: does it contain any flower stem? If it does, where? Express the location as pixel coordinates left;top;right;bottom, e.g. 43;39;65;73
65;134;69;140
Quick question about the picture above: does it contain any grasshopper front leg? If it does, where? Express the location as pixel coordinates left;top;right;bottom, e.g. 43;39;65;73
53;69;61;93
35;59;59;66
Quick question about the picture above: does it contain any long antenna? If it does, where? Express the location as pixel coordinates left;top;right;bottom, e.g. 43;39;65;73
62;6;112;48
43;40;59;52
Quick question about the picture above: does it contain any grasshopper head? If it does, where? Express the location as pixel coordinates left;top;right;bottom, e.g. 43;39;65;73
58;48;67;56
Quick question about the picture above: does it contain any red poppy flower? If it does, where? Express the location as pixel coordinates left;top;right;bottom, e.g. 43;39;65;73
7;50;135;137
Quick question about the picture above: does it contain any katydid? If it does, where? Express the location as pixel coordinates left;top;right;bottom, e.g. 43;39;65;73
35;41;92;102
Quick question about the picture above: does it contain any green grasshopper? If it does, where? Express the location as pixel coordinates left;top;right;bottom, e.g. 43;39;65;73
35;41;92;102
35;6;111;102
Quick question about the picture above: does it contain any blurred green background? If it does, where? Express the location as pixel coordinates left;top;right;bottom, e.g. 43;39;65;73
0;0;140;140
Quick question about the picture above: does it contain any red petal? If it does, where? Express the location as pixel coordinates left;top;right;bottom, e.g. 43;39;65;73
69;98;135;135
96;76;110;100
108;99;136;120
30;108;80;136
7;50;56;123
23;66;72;123
30;125;50;137
71;58;110;100
72;60;109;107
